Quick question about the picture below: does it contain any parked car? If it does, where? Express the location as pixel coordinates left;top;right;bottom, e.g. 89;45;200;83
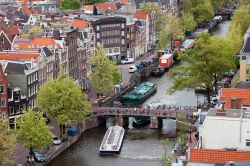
32;151;46;162
52;134;62;145
68;125;79;136
121;58;134;64
128;65;137;73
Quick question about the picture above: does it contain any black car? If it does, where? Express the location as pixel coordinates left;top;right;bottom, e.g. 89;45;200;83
32;151;46;162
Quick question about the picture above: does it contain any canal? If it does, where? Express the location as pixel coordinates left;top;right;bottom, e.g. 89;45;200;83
49;20;232;166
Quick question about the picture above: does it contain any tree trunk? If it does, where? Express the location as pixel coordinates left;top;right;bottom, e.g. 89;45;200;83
59;124;63;138
206;87;210;104
29;147;34;165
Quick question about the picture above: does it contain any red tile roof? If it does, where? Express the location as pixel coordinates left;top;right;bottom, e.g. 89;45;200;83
0;52;40;62
190;149;250;163
85;5;94;11
132;10;149;20
21;6;32;15
71;19;88;29
13;37;61;50
120;0;128;4
95;2;117;11
221;88;250;108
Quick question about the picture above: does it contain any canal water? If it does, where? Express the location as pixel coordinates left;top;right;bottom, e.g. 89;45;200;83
49;20;231;166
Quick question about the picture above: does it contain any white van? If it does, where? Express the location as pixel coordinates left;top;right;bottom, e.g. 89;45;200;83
128;65;137;73
121;58;134;64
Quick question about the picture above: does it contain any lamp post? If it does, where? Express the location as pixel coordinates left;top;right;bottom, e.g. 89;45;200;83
189;123;192;143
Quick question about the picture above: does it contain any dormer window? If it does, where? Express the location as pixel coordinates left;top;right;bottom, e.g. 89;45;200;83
1;38;4;43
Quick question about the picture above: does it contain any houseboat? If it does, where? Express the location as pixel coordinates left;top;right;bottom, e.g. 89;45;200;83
121;82;157;104
159;53;174;70
99;126;125;155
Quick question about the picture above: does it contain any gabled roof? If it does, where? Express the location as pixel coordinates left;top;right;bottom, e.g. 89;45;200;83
132;10;149;20
39;47;53;57
95;2;117;11
0;25;20;42
0;52;40;62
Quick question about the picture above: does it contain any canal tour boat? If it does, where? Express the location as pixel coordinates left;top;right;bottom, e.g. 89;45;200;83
121;82;157;104
99;126;125;155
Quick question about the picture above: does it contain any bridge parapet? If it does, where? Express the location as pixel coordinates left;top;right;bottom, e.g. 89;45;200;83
91;106;197;119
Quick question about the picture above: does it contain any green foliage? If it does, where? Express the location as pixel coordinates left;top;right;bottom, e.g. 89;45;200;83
191;0;214;23
179;0;193;13
160;138;172;166
0;120;16;165
36;71;90;126
90;45;121;93
142;3;164;31
168;33;236;98
157;13;182;49
84;0;104;5
226;23;243;54
60;0;80;10
180;12;196;32
16;109;52;150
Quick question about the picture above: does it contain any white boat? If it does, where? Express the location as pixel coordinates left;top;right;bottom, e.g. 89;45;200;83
99;126;125;155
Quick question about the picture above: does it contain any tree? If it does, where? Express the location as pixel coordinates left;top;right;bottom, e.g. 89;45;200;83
168;33;236;103
179;0;193;13
191;0;214;23
142;3;164;31
230;4;250;36
157;13;182;50
160;138;172;166
90;45;121;96
180;12;196;32
226;23;243;54
84;0;104;5
36;71;90;137
60;0;80;10
16;109;52;162
0;120;16;165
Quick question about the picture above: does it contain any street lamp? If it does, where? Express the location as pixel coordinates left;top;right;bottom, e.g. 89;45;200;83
189;123;192;143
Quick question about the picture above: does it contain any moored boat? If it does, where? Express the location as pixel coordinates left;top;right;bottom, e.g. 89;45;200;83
121;82;157;104
132;117;150;127
99;126;125;155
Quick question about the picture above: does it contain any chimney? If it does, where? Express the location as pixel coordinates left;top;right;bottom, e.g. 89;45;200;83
231;97;238;109
53;29;60;40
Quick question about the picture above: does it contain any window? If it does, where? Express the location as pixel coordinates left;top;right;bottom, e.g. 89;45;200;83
97;25;100;31
97;33;100;39
2;112;6;120
1;38;4;43
127;27;130;31
0;85;4;93
0;98;5;107
121;31;124;36
246;140;250;146
122;39;125;44
121;23;125;28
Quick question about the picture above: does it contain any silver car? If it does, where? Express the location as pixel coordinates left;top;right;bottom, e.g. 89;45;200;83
52;134;62;145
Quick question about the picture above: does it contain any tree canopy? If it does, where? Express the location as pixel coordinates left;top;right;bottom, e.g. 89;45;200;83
90;45;121;94
180;12;196;32
0;120;16;165
16;109;52;150
142;3;164;31
168;33;236;101
191;1;214;23
84;0;104;5
60;0;80;10
157;13;182;50
36;71;90;127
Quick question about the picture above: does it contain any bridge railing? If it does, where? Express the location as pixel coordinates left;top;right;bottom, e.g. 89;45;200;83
90;107;197;118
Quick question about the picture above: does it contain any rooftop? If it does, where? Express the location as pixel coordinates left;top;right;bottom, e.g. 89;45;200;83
207;108;250;119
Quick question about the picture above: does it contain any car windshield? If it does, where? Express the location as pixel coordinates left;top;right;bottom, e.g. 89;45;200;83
53;137;59;140
34;152;43;157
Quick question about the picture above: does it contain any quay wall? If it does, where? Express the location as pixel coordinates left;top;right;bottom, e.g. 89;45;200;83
39;117;104;166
